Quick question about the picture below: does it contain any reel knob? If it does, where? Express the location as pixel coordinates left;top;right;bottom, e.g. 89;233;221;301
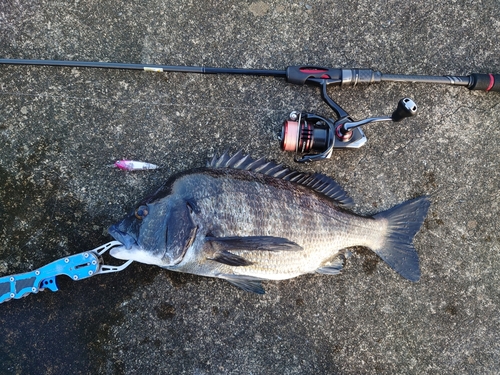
392;98;417;122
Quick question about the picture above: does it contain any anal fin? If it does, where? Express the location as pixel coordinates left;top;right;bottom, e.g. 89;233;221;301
316;257;344;275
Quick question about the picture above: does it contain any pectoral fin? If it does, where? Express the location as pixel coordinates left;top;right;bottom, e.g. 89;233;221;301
208;250;253;266
205;236;303;252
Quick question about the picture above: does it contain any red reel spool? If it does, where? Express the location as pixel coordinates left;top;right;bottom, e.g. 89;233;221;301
280;120;314;153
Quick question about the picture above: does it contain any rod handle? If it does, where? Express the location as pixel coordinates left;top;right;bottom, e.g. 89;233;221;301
286;66;342;85
468;73;500;92
286;66;383;87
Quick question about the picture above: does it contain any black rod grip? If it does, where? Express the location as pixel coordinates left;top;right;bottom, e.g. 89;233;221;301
468;73;500;92
285;66;342;85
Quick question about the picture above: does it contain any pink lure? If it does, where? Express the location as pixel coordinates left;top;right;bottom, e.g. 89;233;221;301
113;160;160;171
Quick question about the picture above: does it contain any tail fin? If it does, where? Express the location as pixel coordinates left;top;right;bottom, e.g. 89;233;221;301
372;196;431;282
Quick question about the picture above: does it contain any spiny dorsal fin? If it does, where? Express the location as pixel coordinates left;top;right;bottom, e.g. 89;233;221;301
208;151;353;208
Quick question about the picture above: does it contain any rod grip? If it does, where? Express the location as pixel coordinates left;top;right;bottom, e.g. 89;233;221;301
468;73;500;92
286;66;342;85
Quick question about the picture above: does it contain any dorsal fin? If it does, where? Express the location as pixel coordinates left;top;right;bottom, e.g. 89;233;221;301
207;151;353;208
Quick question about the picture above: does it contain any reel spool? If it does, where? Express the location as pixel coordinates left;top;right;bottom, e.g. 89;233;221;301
281;112;333;154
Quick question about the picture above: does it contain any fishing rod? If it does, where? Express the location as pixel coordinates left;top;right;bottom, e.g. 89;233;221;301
1;58;498;162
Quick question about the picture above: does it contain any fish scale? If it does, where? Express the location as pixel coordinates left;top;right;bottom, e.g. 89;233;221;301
187;174;385;279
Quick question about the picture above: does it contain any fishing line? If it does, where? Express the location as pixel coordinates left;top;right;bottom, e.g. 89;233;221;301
0;90;289;114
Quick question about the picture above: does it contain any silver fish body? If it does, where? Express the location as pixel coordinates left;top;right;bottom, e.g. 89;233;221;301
109;152;430;293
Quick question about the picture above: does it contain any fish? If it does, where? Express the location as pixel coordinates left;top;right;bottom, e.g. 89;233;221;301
108;151;430;294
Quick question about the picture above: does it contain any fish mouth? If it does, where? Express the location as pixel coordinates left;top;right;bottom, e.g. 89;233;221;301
109;245;131;259
109;244;166;266
108;225;170;266
108;224;137;250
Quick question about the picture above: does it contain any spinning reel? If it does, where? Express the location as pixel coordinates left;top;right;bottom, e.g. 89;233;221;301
280;79;417;162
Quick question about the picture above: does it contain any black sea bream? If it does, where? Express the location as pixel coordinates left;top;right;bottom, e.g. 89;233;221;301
109;152;430;294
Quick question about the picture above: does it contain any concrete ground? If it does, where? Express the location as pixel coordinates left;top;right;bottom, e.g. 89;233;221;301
0;1;499;374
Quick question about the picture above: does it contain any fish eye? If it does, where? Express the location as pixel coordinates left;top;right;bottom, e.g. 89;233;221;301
134;205;149;220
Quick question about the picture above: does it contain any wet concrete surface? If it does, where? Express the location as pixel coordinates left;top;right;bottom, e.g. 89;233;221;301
0;1;499;374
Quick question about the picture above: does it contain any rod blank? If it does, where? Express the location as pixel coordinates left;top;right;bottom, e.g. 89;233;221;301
0;58;286;77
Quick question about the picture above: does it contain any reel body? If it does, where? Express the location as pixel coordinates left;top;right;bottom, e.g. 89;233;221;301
281;112;367;162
